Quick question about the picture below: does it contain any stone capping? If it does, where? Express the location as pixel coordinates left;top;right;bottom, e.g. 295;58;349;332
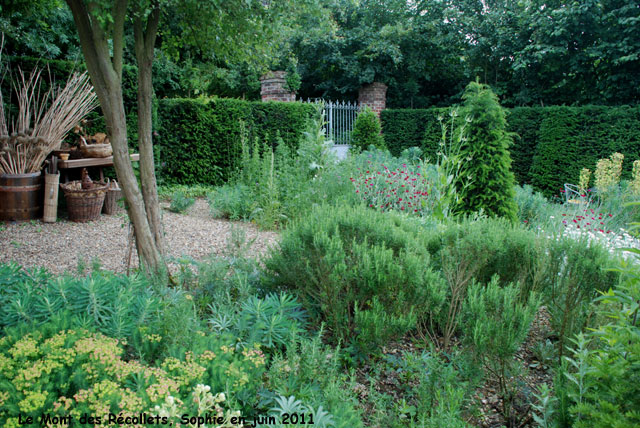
358;82;388;117
260;70;296;102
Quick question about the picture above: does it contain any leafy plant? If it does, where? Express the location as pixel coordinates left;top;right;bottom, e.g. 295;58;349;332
209;292;307;352
461;277;540;425
265;331;364;428
353;297;416;357
560;256;640;428
0;262;201;360
0;319;264;425
265;204;446;351
351;107;385;151
168;190;195;213
532;384;559;428
208;184;254;220
541;236;618;360
455;81;518;221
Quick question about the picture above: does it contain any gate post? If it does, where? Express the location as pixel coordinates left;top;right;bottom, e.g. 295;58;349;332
260;71;296;102
358;82;387;117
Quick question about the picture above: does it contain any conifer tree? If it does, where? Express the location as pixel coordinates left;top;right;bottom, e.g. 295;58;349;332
351;107;386;151
456;81;518;221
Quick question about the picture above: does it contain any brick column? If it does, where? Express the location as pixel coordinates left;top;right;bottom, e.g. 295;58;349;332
358;82;387;117
260;71;296;102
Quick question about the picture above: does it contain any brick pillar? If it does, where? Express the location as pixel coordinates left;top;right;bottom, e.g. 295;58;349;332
260;71;296;102
358;82;387;117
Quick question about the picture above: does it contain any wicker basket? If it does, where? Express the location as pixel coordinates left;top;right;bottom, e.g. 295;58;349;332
79;137;112;158
60;181;108;222
102;182;122;215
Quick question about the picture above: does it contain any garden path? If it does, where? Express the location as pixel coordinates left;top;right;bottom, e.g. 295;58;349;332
0;199;279;274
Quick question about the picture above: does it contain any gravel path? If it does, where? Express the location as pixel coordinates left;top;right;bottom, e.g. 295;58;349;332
0;199;280;275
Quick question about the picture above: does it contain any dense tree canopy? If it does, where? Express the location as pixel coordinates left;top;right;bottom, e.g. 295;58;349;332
4;0;639;107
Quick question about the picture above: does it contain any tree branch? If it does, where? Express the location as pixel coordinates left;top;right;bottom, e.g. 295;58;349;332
112;0;128;78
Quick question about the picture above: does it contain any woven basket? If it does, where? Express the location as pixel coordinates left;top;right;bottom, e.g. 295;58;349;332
60;181;108;222
102;186;122;214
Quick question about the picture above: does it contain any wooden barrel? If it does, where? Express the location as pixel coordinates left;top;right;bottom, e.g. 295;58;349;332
43;172;60;223
0;172;43;221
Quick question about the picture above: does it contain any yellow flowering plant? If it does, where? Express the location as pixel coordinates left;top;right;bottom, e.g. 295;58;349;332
0;320;266;427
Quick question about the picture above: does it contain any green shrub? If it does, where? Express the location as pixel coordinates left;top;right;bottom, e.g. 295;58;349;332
422;218;619;357
514;184;552;224
156;98;316;185
265;333;364;428
561;263;640;428
208;184;254;220
354;298;416;356
0;263;200;361
208;113;342;229
380;108;448;157
264;204;446;349
0;319;265;426
455;81;518;221
381;105;640;196
168;190;195;213
209;292;307;352
425;217;542;301
351;107;386;151
461;277;540;423
382;350;476;428
541;236;620;361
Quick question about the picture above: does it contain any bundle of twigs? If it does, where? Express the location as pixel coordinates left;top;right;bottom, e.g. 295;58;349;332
0;47;98;175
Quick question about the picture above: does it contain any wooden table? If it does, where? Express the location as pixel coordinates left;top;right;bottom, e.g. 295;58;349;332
56;154;140;182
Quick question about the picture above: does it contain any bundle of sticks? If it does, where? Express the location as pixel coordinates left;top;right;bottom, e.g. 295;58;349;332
0;42;98;175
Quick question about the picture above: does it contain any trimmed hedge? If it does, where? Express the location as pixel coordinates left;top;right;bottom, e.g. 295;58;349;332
156;98;317;185
382;106;640;196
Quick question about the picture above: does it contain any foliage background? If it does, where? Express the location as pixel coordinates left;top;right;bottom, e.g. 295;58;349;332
382;106;640;196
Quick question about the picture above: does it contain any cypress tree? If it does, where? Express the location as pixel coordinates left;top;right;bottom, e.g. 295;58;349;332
456;81;518;221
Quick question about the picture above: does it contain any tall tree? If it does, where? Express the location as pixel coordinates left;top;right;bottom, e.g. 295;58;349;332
64;0;286;275
456;81;518;221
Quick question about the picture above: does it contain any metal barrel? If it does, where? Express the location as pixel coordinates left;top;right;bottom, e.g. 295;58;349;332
0;172;43;221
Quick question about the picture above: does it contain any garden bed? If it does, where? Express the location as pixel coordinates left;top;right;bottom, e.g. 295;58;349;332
0;199;279;274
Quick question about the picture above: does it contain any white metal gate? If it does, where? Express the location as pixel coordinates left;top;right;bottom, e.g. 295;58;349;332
304;99;360;146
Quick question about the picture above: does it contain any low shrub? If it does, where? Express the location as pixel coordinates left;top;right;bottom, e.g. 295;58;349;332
0;263;201;361
265;333;364;428
422;217;618;356
351;108;386;151
561;262;640;428
541;236;620;361
208;184;254;220
0;318;266;426
461;277;540;423
209;292;307;352
168;190;195;213
264;204;446;350
514;184;552;225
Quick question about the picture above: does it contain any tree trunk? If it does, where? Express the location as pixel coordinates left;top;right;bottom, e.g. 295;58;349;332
66;0;165;276
134;7;165;256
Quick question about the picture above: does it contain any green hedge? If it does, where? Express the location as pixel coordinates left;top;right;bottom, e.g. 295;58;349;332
156;98;317;185
382;106;640;196
530;106;640;196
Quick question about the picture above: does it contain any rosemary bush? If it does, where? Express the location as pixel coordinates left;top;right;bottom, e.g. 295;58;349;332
264;204;446;351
